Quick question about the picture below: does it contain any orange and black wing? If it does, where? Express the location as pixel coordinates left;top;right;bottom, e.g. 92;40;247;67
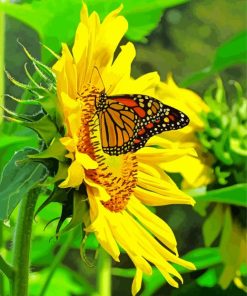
98;94;189;156
98;98;138;155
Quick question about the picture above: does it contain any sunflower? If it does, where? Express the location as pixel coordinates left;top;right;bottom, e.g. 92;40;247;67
52;4;195;295
154;75;247;291
144;74;215;189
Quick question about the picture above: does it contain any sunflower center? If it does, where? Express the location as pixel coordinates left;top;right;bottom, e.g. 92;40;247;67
77;85;138;212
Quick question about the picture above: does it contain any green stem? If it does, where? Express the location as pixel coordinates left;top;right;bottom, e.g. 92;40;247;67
0;222;4;296
38;229;76;296
11;188;39;296
97;248;111;296
0;5;5;123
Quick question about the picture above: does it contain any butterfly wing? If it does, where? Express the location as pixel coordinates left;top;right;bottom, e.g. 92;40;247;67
98;98;138;155
98;94;189;155
111;94;189;152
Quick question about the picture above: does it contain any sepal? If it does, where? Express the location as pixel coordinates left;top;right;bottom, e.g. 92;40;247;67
28;137;66;162
24;115;59;145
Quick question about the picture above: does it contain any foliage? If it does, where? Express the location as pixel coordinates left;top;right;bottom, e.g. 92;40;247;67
0;0;189;61
0;148;48;220
194;78;247;290
198;78;247;186
182;31;247;86
194;183;247;207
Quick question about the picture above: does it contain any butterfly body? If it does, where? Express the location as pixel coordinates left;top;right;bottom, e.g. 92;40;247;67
95;92;189;156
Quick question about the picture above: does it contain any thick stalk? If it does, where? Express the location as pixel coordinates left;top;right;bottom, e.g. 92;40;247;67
0;8;7;295
0;223;4;296
0;7;5;123
11;188;39;296
97;248;111;296
38;230;76;296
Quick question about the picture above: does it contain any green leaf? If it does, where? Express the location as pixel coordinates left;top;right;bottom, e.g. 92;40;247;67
31;237;56;266
24;115;59;145
0;0;189;62
35;186;70;218
218;208;243;289
0;148;48;220
59;191;86;234
29;137;66;162
87;0;190;42
181;247;221;271
111;267;136;278
202;204;224;247
0;0;82;62
182;31;247;86
126;0;190;42
37;94;62;125
196;268;218;288
53;162;69;182
30;266;95;296
219;207;233;262
240;263;247;276
0;123;39;172
0;134;31;149
193;184;247;207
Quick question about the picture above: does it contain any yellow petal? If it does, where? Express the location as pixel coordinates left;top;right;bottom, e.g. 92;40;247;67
162;153;214;189
76;151;98;169
84;177;111;202
136;146;197;164
137;169;177;191
127;197;177;254
234;271;247;293
61;43;77;98
60;137;76;152
131;269;143;296
129;212;196;271
93;5;128;72
135;166;195;206
137;161;164;179
107;212;153;275
145;135;178;149
86;187;120;261
72;22;89;65
157;266;179;288
109;212;145;257
134;72;160;96
105;42;136;94
60;92;81;137
126;209;195;283
59;160;84;188
128;253;152;275
134;186;194;206
80;3;89;24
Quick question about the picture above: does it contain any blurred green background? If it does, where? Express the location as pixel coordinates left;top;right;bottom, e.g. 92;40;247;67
0;0;246;295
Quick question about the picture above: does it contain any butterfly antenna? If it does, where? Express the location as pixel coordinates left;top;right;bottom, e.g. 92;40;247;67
93;66;106;92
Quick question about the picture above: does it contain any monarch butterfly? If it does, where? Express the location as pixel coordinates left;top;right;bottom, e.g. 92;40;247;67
95;91;189;156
